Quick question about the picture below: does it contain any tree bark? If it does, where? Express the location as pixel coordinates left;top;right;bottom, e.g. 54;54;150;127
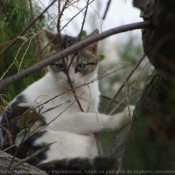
123;0;175;173
0;151;48;175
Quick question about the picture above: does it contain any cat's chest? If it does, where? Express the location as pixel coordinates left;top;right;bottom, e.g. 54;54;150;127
25;86;98;118
41;91;96;116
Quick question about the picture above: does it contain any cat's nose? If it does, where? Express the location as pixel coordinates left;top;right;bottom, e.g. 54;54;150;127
67;79;75;85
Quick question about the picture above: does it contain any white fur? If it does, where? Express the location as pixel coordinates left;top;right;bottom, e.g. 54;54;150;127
20;68;133;164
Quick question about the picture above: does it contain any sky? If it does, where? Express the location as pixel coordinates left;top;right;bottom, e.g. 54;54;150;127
41;0;142;44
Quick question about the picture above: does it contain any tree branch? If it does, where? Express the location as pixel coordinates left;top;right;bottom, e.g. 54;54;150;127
0;151;48;175
103;0;112;20
0;21;151;92
103;54;146;114
101;94;126;107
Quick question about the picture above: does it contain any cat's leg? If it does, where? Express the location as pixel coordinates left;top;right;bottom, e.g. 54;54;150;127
54;106;134;134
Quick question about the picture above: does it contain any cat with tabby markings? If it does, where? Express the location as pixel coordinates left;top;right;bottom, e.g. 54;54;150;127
0;29;134;174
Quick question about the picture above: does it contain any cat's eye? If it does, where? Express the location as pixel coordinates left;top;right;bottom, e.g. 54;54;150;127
56;64;65;71
76;63;86;71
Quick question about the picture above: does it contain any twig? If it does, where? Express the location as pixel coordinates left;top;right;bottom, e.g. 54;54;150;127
101;94;127;107
0;0;57;58
96;63;132;81
28;0;45;62
94;134;104;156
18;35;34;72
57;0;69;33
63;61;84;112
0;22;150;92
58;0;61;16
0;144;15;155
30;92;84;136
103;0;112;20
108;92;133;116
124;72;131;116
103;54;146;114
78;0;90;41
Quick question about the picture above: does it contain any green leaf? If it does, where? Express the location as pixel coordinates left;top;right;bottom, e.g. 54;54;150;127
15;129;29;146
16;108;37;129
29;119;46;134
17;36;27;42
99;55;105;62
81;30;87;37
15;119;46;147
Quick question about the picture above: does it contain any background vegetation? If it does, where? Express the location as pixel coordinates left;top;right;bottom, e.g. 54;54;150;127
0;0;47;103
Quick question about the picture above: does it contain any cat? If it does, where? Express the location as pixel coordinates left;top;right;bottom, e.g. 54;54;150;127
0;29;134;174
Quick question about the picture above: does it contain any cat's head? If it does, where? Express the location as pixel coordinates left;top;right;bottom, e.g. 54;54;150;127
43;29;99;88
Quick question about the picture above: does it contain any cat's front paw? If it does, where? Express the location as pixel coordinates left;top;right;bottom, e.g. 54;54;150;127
123;105;135;117
113;105;135;129
122;105;135;124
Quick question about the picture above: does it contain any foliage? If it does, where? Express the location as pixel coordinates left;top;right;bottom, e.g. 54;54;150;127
0;0;46;102
119;39;143;63
99;54;105;62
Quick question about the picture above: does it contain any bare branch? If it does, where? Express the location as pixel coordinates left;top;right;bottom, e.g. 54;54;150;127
104;124;132;158
57;0;69;33
0;152;48;175
109;92;133;116
78;0;91;40
101;94;126;107
103;0;112;20
124;72;131;116
103;54;146;114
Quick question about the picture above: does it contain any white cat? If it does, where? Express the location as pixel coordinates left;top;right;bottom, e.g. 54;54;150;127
0;29;134;172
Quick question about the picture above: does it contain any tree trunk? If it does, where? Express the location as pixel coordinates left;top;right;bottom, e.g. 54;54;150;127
123;0;175;173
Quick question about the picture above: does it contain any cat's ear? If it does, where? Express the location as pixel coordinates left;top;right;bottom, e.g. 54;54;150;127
43;29;63;50
85;29;99;53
